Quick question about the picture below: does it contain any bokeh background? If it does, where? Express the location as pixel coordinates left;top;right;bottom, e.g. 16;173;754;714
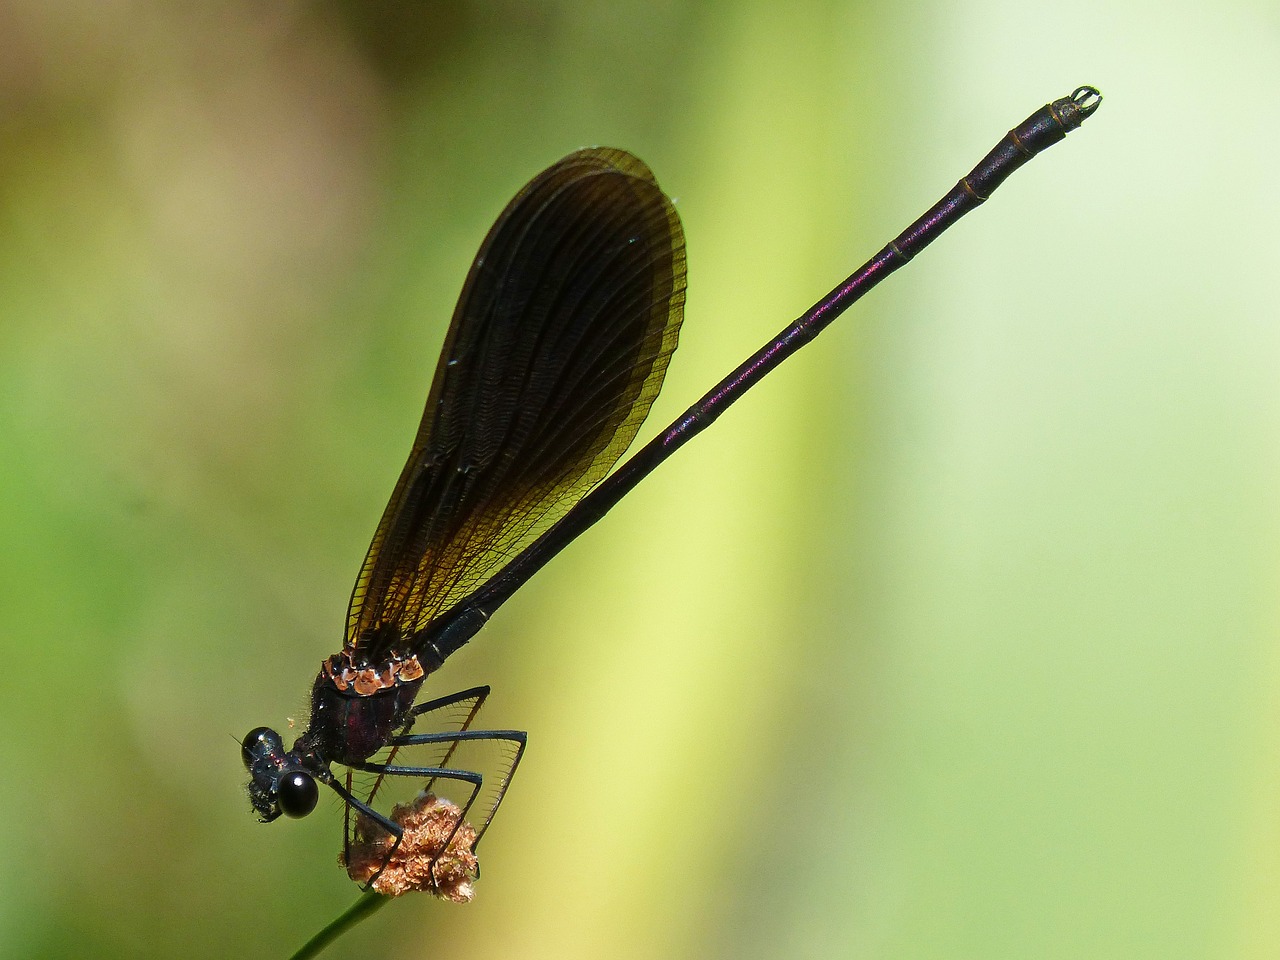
3;1;1279;958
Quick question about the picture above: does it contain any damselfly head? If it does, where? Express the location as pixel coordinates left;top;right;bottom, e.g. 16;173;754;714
241;725;320;822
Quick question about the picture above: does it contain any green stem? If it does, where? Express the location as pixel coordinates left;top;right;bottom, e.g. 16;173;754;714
288;891;390;960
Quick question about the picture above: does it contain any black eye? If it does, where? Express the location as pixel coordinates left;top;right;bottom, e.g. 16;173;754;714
240;726;280;768
278;771;318;818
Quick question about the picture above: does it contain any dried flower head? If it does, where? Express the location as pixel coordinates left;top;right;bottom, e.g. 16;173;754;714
341;793;479;900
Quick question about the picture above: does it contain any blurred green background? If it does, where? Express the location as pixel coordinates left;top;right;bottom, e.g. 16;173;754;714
3;1;1279;958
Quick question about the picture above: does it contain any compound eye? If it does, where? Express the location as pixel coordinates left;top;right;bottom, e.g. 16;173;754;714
240;726;281;768
278;771;319;818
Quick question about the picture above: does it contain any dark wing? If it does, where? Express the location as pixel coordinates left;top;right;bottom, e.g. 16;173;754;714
346;148;686;661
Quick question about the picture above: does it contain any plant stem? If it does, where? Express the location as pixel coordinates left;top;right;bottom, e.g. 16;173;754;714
289;891;389;960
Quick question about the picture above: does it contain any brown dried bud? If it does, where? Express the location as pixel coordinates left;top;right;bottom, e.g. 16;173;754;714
341;793;479;901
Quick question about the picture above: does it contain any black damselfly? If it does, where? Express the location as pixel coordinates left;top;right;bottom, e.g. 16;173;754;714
242;86;1101;897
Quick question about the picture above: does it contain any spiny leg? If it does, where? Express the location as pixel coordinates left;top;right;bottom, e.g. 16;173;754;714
350;685;494;859
362;686;492;816
329;776;408;892
348;759;488;888
343;686;525;887
383;727;526;849
351;729;525;884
